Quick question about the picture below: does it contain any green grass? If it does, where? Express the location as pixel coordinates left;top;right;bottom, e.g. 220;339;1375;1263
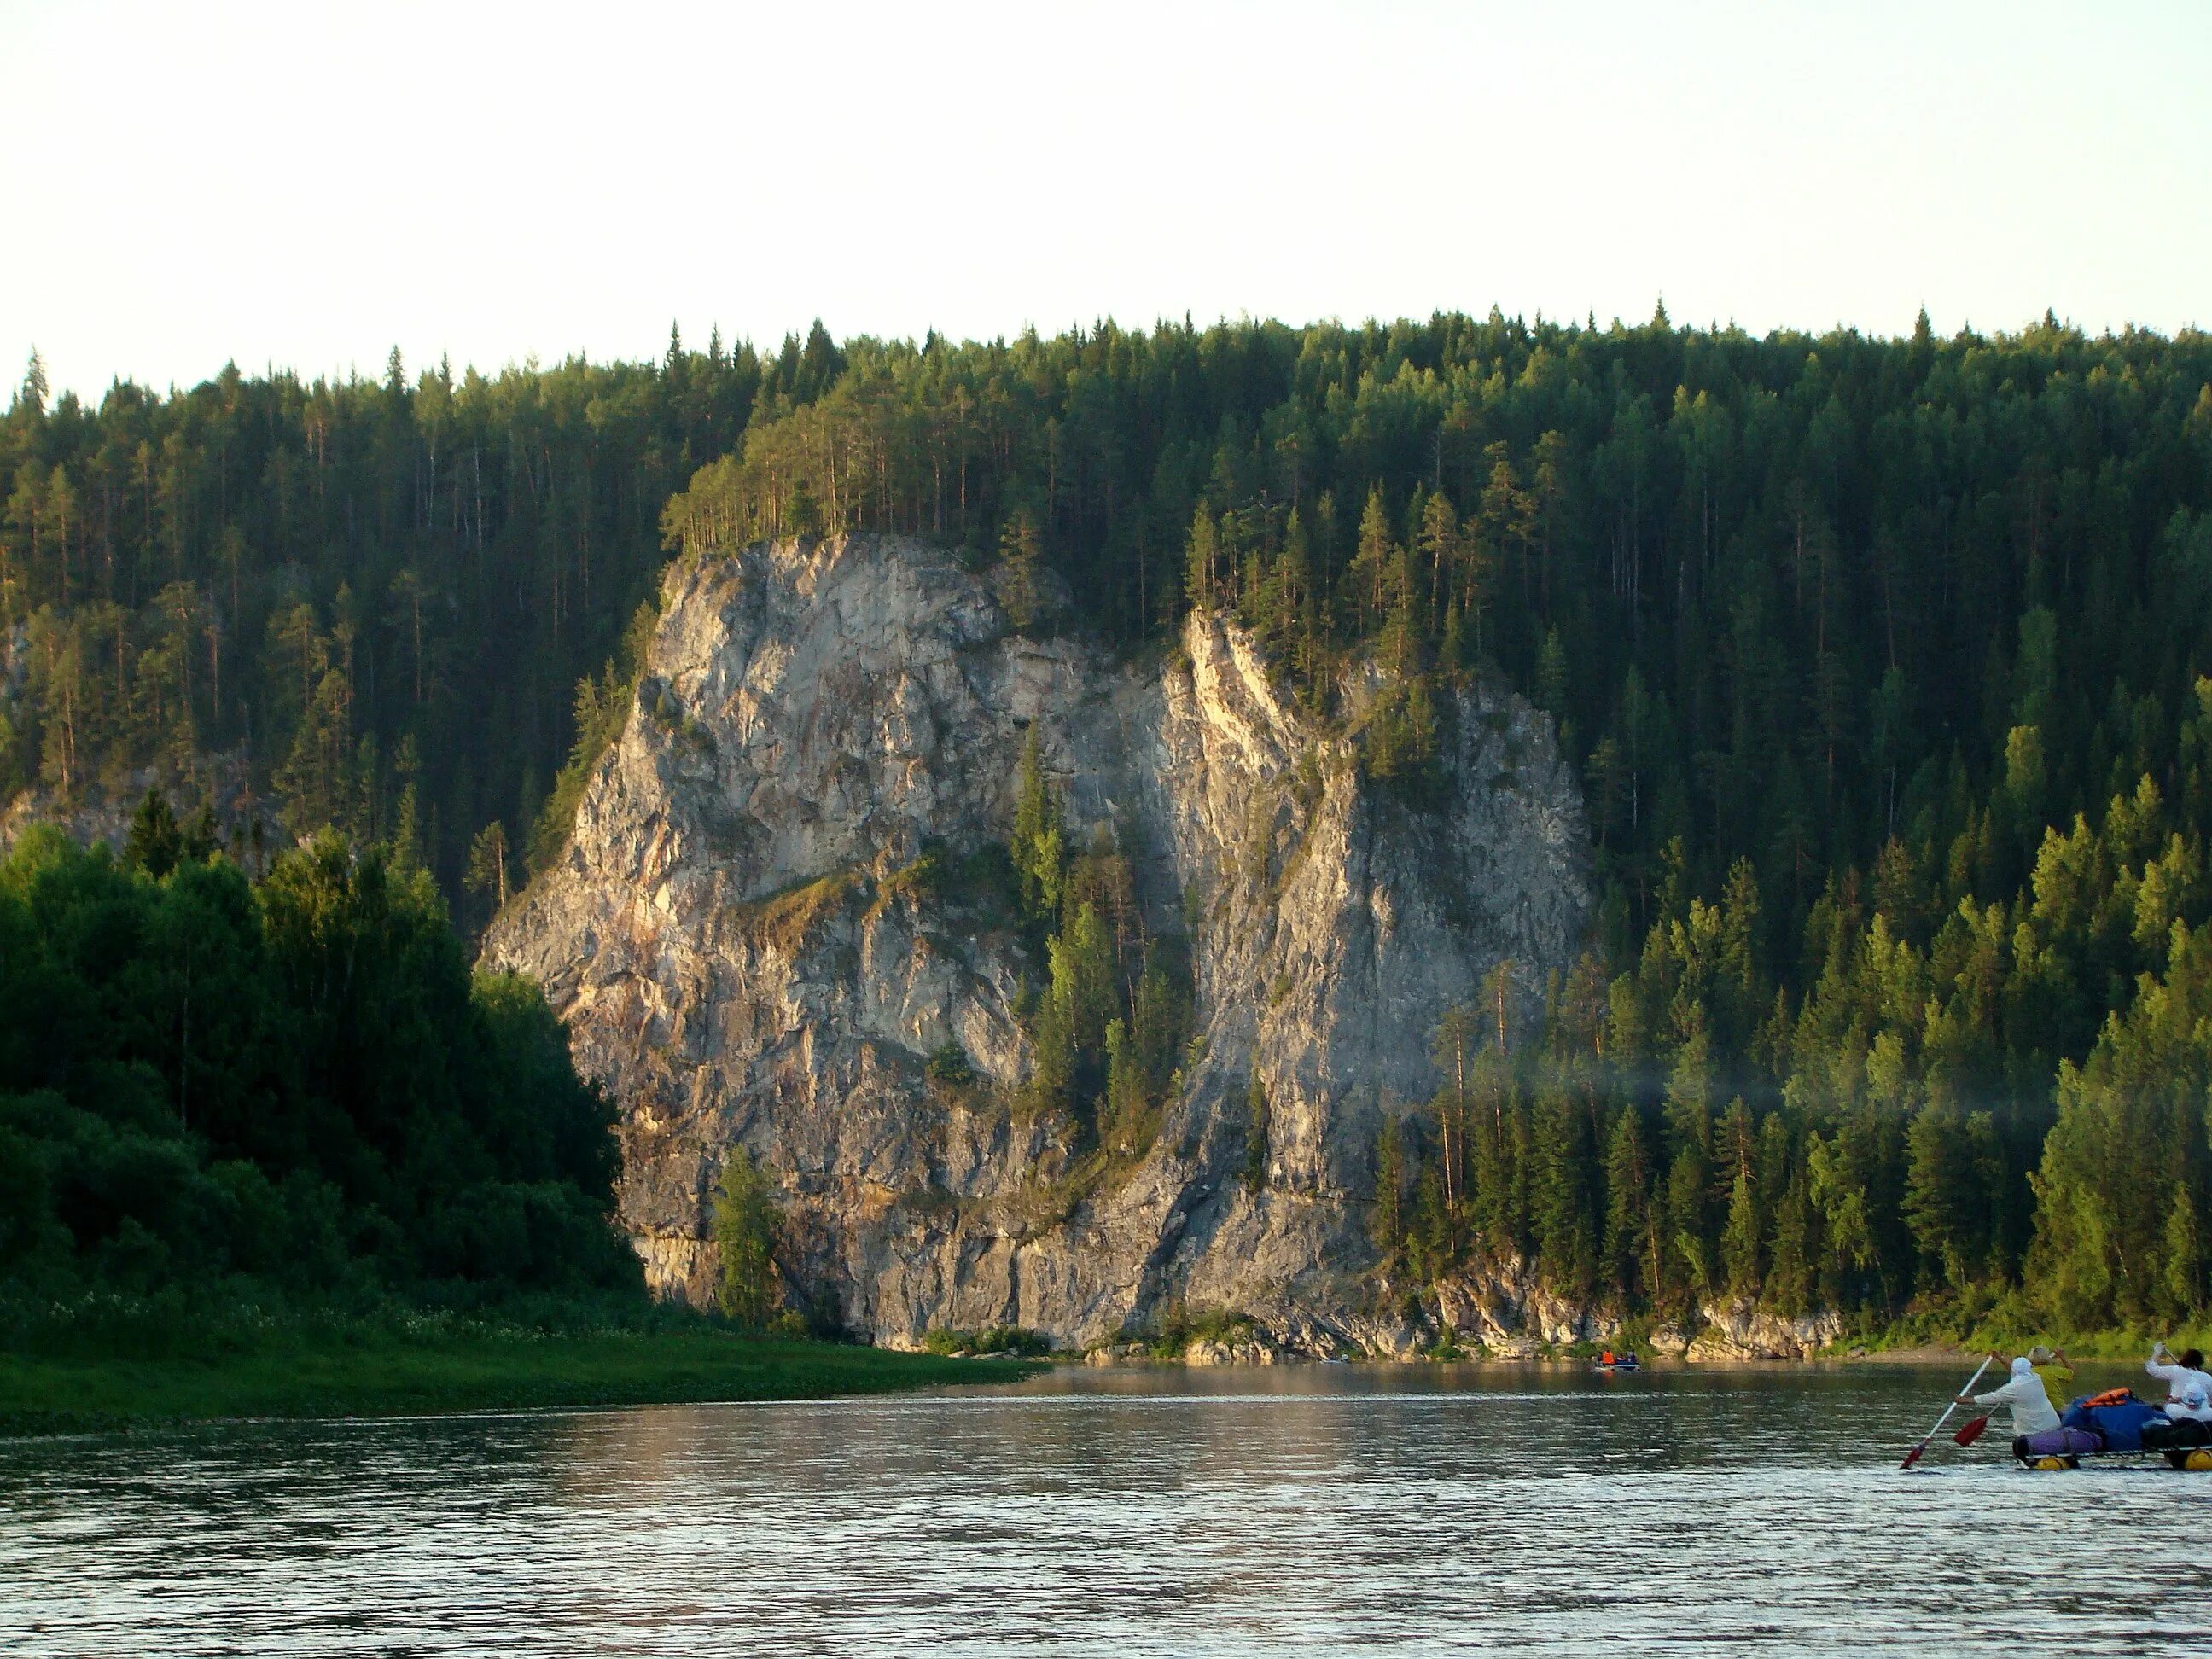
0;1322;1043;1435
1846;1291;2212;1362
1947;1324;2211;1362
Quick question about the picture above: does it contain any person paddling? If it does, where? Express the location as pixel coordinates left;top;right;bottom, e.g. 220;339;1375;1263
2145;1342;2212;1447
1958;1355;2060;1438
2141;1344;2212;1459
2027;1343;2073;1413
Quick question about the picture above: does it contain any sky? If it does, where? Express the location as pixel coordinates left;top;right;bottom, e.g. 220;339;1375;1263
3;0;2208;400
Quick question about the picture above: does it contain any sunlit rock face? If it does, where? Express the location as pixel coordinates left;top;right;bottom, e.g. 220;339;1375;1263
485;533;1591;1352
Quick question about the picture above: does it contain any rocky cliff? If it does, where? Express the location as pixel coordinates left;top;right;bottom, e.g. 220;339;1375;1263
484;533;1592;1352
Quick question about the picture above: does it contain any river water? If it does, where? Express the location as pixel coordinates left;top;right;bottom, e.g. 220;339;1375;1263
3;1363;2208;1655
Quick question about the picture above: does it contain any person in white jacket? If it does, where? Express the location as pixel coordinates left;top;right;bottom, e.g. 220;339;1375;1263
2139;1342;2212;1455
1959;1355;2061;1436
2147;1342;2212;1423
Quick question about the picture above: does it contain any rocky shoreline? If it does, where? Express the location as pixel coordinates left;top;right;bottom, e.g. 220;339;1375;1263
1043;1291;1844;1367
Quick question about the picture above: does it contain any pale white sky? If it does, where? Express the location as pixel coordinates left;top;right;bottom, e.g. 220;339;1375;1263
3;0;2206;399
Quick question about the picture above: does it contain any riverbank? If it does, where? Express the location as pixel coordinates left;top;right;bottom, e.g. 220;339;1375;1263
0;1322;1039;1435
1842;1319;2212;1365
1074;1315;2212;1370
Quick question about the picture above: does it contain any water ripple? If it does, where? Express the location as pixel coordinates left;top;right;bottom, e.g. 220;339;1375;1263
3;1365;2205;1656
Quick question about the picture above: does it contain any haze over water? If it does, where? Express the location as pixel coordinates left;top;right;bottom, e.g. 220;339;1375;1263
3;1365;2205;1655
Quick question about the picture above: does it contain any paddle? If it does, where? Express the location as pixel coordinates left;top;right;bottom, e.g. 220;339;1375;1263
1901;1354;1995;1469
1953;1412;1992;1447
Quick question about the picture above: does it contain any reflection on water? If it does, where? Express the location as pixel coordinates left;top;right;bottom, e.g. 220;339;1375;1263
3;1364;2209;1655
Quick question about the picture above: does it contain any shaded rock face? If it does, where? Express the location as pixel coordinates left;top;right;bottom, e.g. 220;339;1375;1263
485;533;1592;1350
0;748;276;856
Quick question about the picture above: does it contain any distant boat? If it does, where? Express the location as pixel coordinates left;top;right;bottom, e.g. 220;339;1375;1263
1592;1353;1643;1375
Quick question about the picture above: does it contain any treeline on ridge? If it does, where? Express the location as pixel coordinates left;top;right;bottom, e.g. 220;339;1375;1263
0;328;826;922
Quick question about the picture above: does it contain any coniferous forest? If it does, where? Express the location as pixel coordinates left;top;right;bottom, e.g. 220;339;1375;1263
9;309;2212;1340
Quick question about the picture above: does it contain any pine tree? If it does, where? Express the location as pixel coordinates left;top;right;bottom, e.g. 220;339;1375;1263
1721;1168;1761;1301
1350;486;1394;632
1662;1031;1714;1300
1764;1151;1816;1314
1903;1103;1979;1295
1010;729;1063;923
1535;627;1569;723
1532;1084;1595;1301
124;789;183;877
466;821;511;915
1604;1107;1657;1306
999;509;1043;628
1371;1118;1406;1272
1184;504;1220;610
1410;1153;1451;1282
1243;1067;1271;1190
1103;1017;1149;1153
1417;490;1459;618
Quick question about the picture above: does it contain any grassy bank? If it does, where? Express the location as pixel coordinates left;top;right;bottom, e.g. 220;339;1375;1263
0;1301;1042;1435
1842;1295;2212;1363
1851;1326;2212;1364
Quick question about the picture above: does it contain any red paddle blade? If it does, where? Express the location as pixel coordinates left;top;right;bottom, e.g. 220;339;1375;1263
1953;1414;1991;1447
1901;1441;1927;1469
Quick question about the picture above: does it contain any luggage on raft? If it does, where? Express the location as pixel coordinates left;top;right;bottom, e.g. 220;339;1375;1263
2016;1427;2106;1459
2061;1392;2166;1453
2142;1417;2212;1452
2013;1399;2212;1470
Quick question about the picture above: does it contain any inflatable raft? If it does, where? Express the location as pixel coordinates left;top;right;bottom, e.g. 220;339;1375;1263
2017;1445;2212;1471
2015;1390;2212;1470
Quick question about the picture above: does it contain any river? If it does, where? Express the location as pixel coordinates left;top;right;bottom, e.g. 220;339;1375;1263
3;1362;2207;1655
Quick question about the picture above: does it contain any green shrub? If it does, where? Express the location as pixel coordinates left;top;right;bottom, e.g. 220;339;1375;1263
921;1324;1049;1357
712;1150;783;1330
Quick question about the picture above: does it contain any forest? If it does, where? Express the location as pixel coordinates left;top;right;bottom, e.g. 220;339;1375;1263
0;799;632;1308
9;306;2212;1338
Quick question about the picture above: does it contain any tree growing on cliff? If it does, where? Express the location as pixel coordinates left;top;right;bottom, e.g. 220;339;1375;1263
466;820;511;915
1371;1119;1406;1272
999;509;1043;630
1243;1068;1271;1190
713;1149;783;1329
1010;729;1063;923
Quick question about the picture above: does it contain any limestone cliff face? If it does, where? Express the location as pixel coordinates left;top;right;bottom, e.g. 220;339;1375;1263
484;533;1591;1351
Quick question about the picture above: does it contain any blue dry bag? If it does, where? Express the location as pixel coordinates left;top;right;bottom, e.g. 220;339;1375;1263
2084;1400;2166;1452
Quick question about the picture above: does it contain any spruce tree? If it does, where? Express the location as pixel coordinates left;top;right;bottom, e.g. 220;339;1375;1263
124;789;183;877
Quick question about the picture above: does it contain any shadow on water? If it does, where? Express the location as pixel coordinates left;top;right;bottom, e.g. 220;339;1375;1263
2;1362;2205;1656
